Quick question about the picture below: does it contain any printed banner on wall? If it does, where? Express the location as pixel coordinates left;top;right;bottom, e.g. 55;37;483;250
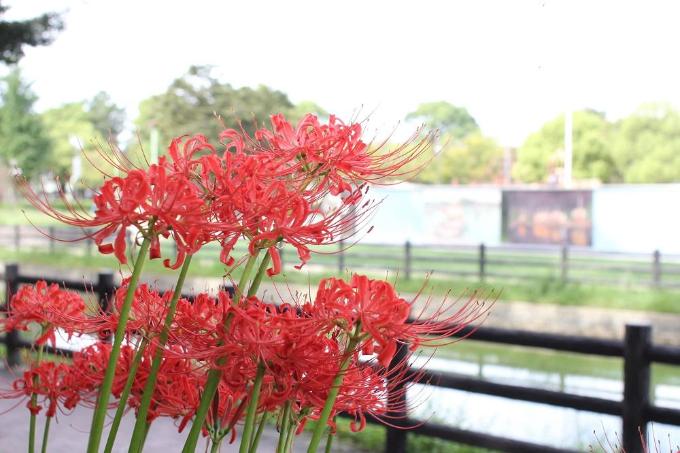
502;190;592;246
364;184;501;245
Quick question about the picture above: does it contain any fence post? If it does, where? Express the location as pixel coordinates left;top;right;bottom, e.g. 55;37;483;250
97;272;115;343
13;225;20;251
622;322;651;453
96;272;115;314
404;241;412;280
652;250;661;288
560;245;569;283
478;243;486;282
338;240;345;274
384;341;409;453
4;263;21;367
49;226;55;254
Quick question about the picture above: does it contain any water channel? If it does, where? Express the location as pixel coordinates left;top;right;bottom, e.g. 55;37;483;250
410;341;680;450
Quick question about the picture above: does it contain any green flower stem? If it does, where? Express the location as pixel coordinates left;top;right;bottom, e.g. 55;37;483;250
234;250;261;302
87;230;153;453
128;254;193;453
182;250;264;453
40;415;51;453
249;413;267;453
103;337;149;453
323;420;335;453
276;402;291;453
140;422;151;451
239;361;266;453
284;422;295;453
306;329;361;453
28;337;45;453
247;252;271;298
181;368;220;453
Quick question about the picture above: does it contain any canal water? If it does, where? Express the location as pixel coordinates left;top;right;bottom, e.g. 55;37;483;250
410;341;680;450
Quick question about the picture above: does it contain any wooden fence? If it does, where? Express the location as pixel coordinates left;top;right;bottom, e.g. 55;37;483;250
3;225;680;289
1;263;680;452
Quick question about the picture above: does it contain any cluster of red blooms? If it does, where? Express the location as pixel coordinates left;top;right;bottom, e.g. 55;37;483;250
2;113;488;452
1;276;484;431
24;113;428;272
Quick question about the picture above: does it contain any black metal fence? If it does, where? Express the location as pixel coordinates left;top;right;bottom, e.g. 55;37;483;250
2;263;680;452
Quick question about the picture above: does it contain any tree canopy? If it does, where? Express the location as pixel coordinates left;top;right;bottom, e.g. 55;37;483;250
610;103;680;183
513;110;614;183
40;102;113;187
0;2;63;64
414;132;504;184
406;101;478;138
133;65;296;153
0;68;50;179
86;91;125;143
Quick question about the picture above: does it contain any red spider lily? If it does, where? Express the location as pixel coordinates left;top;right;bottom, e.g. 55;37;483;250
204;147;375;273
20;139;213;269
8;361;79;417
166;290;237;361
126;347;204;423
1;281;88;346
102;281;176;339
255;113;435;193
67;343;120;405
307;274;490;367
166;134;216;179
306;274;411;367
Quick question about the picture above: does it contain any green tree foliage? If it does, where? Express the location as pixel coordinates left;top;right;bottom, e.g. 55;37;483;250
0;1;63;64
513;110;614;183
86;91;125;142
406;101;479;138
41;102;113;187
134;65;295;152
416;133;504;184
610;103;680;183
0;68;50;179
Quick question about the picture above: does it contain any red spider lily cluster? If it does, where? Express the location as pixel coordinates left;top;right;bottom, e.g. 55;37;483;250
2;113;489;453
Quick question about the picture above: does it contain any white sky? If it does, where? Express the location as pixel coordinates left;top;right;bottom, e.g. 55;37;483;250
5;0;680;146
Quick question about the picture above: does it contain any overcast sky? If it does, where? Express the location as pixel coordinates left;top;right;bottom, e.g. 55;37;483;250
5;0;680;146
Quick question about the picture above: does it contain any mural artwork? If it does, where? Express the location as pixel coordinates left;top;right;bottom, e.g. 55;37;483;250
503;190;592;246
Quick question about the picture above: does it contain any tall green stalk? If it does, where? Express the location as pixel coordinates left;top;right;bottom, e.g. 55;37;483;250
182;250;264;453
275;402;291;453
40;415;51;453
247;252;271;298
103;338;149;453
323;426;334;453
249;413;268;453
238;361;265;453
306;331;361;453
86;231;153;453
128;255;193;453
28;343;44;453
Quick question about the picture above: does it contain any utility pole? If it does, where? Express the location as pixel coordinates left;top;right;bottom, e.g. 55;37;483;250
564;109;573;188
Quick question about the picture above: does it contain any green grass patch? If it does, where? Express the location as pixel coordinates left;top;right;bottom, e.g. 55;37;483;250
2;244;680;314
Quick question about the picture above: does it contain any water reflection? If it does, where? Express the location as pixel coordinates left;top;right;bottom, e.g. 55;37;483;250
411;349;680;449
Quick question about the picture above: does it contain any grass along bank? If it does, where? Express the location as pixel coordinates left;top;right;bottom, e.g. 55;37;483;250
1;244;679;314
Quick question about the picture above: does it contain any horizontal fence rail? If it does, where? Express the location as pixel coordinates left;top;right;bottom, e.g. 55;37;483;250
1;263;679;452
3;225;680;289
